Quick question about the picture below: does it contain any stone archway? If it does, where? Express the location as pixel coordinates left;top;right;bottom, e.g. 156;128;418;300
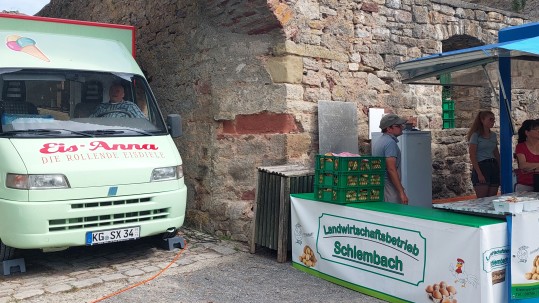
443;34;484;52
440;34;497;127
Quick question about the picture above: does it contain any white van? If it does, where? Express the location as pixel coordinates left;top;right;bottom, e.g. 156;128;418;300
0;14;187;260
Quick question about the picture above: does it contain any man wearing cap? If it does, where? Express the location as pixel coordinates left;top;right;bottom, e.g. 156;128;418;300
372;114;409;204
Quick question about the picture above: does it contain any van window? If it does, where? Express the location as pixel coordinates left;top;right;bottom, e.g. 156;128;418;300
0;69;168;137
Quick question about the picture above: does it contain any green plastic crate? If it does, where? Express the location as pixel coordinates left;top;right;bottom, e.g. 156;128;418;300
315;171;335;186
314;185;334;202
315;155;336;171
443;119;455;129
442;100;455;110
334;171;384;187
316;155;385;172
315;171;384;187
314;185;384;203
357;172;384;187
442;110;454;119
335;156;385;172
355;186;384;202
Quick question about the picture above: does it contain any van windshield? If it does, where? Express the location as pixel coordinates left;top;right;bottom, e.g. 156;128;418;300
0;69;168;137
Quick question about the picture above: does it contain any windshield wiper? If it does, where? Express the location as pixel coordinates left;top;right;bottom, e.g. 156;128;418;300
0;129;93;137
82;129;154;136
1;128;156;137
81;130;125;136
112;128;155;136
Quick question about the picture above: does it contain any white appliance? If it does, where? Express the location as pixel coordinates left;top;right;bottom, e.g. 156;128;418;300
371;131;432;207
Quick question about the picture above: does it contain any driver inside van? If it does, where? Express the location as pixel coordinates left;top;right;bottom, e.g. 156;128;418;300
90;83;146;118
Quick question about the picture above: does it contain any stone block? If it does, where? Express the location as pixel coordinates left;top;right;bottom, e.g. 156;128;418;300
70;278;104;289
44;284;73;294
272;2;294;25
361;2;379;13
273;40;306;56
163;236;185;251
395;10;412;23
286;133;312;159
185;209;211;228
123;269;145;277
362;53;385;70
475;10;487;21
386;0;401;9
304;45;348;61
412;5;429;24
13;289;44;300
265;55;303;84
349;62;359;71
487;11;504;22
284;84;304;100
2;258;25;276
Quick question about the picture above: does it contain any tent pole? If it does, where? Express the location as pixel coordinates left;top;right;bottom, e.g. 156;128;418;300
493;56;514;194
482;64;515;194
482;64;499;99
495;67;515;136
481;65;515;136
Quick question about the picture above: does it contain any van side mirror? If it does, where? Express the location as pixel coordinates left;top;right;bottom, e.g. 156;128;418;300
167;114;182;138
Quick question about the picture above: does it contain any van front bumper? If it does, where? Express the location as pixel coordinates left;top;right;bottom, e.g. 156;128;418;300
0;186;187;249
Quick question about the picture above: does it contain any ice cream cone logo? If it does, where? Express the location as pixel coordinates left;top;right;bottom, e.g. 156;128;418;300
6;35;50;62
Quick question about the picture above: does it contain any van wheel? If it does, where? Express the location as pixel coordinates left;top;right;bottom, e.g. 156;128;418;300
0;239;15;261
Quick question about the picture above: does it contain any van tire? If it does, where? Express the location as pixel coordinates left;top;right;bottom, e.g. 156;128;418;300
0;239;15;261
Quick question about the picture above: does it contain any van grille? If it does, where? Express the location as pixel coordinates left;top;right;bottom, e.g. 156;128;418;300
71;197;151;209
48;208;170;231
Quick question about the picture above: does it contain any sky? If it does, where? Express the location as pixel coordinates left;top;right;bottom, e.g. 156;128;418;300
0;0;50;15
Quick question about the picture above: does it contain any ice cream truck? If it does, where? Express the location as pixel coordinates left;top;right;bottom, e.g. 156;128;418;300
0;13;187;261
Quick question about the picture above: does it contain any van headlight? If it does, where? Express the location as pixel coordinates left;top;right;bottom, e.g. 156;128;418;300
6;174;70;189
151;165;183;182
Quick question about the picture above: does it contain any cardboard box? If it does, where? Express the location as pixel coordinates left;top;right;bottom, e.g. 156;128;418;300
493;200;524;213
492;198;539;214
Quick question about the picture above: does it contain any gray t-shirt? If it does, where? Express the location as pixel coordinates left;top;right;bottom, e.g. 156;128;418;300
372;133;401;181
469;132;498;162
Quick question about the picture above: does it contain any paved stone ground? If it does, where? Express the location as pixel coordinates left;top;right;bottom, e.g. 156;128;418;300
0;227;223;302
0;227;386;303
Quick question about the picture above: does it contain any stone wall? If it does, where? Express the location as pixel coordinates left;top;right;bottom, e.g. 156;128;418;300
39;0;537;242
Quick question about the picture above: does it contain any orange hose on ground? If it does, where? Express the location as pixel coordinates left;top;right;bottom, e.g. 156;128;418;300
89;239;188;303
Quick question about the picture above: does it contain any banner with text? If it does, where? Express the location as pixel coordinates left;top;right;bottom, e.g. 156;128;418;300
511;212;539;299
291;197;508;303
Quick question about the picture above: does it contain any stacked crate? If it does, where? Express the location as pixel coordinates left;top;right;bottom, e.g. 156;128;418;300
314;155;385;203
440;73;455;129
442;99;455;129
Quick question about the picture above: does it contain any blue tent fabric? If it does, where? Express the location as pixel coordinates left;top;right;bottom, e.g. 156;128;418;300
395;36;539;83
498;35;539;55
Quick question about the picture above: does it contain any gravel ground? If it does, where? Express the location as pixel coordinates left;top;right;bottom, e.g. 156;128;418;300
6;228;386;303
93;251;386;303
21;251;387;303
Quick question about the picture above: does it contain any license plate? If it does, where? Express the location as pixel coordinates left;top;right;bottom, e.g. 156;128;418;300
85;226;140;245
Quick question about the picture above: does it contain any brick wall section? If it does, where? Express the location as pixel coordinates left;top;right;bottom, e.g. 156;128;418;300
221;112;300;135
